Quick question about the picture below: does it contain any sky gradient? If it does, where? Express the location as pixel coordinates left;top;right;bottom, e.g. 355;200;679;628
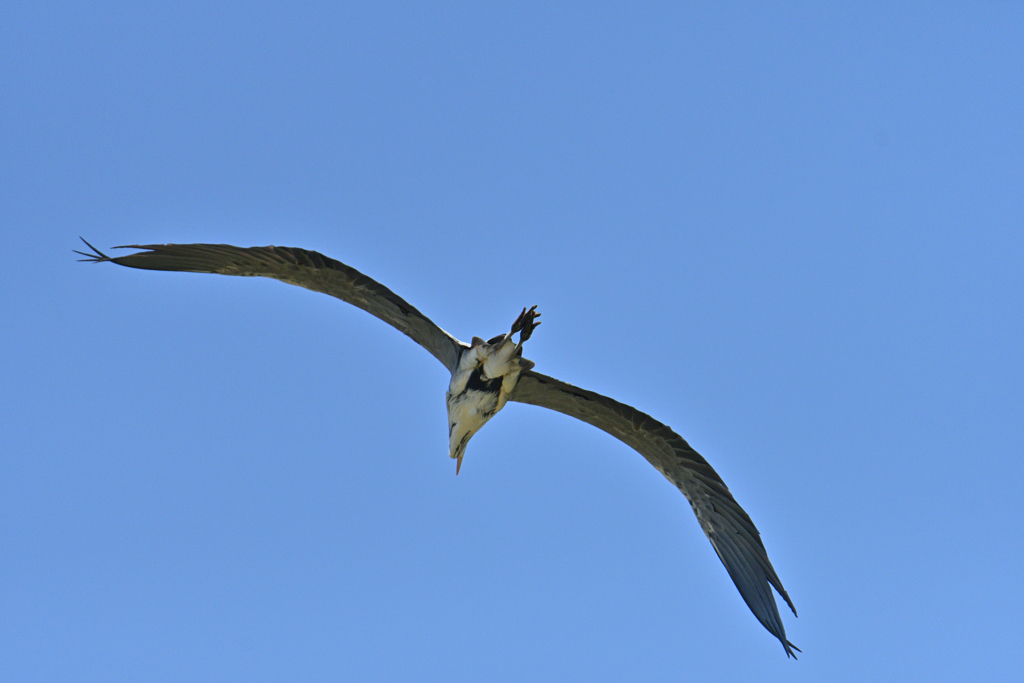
2;3;1023;681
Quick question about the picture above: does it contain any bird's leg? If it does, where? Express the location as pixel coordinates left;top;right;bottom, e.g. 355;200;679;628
512;305;540;343
509;306;528;333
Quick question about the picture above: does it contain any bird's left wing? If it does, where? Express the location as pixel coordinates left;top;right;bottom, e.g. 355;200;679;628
76;240;465;372
509;370;799;657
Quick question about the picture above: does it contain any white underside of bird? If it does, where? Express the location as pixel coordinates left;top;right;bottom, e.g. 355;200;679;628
446;308;538;474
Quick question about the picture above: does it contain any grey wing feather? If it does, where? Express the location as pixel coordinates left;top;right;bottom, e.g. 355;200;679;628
77;240;464;372
510;370;799;658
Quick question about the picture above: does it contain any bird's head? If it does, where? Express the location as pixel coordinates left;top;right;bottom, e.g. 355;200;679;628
452;431;471;475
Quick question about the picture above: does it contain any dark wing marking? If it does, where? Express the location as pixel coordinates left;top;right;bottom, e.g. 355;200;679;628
510;370;799;658
76;239;464;372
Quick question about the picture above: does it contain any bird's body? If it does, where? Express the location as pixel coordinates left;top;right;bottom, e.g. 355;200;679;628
76;239;799;658
446;310;538;473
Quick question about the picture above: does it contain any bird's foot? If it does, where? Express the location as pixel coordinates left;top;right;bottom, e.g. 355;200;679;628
511;305;541;342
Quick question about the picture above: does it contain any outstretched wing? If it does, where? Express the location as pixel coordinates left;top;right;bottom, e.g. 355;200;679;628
510;370;799;657
76;240;465;372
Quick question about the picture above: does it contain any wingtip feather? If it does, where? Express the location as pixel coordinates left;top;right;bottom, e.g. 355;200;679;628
75;237;111;262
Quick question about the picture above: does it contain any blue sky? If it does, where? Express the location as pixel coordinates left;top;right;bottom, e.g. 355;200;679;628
2;2;1022;680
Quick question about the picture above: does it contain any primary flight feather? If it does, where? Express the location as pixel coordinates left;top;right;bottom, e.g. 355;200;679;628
77;238;799;657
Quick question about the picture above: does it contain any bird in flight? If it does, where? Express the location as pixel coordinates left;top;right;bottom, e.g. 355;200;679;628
77;238;799;657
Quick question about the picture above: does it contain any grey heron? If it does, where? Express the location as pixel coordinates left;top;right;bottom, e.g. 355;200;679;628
76;238;799;657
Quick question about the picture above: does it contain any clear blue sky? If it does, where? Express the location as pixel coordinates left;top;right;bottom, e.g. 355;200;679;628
2;3;1022;680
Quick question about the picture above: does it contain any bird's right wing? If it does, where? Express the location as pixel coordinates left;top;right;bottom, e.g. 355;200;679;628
509;370;799;657
76;241;466;372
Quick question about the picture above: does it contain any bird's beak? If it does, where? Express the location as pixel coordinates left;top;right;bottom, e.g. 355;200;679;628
456;452;464;475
